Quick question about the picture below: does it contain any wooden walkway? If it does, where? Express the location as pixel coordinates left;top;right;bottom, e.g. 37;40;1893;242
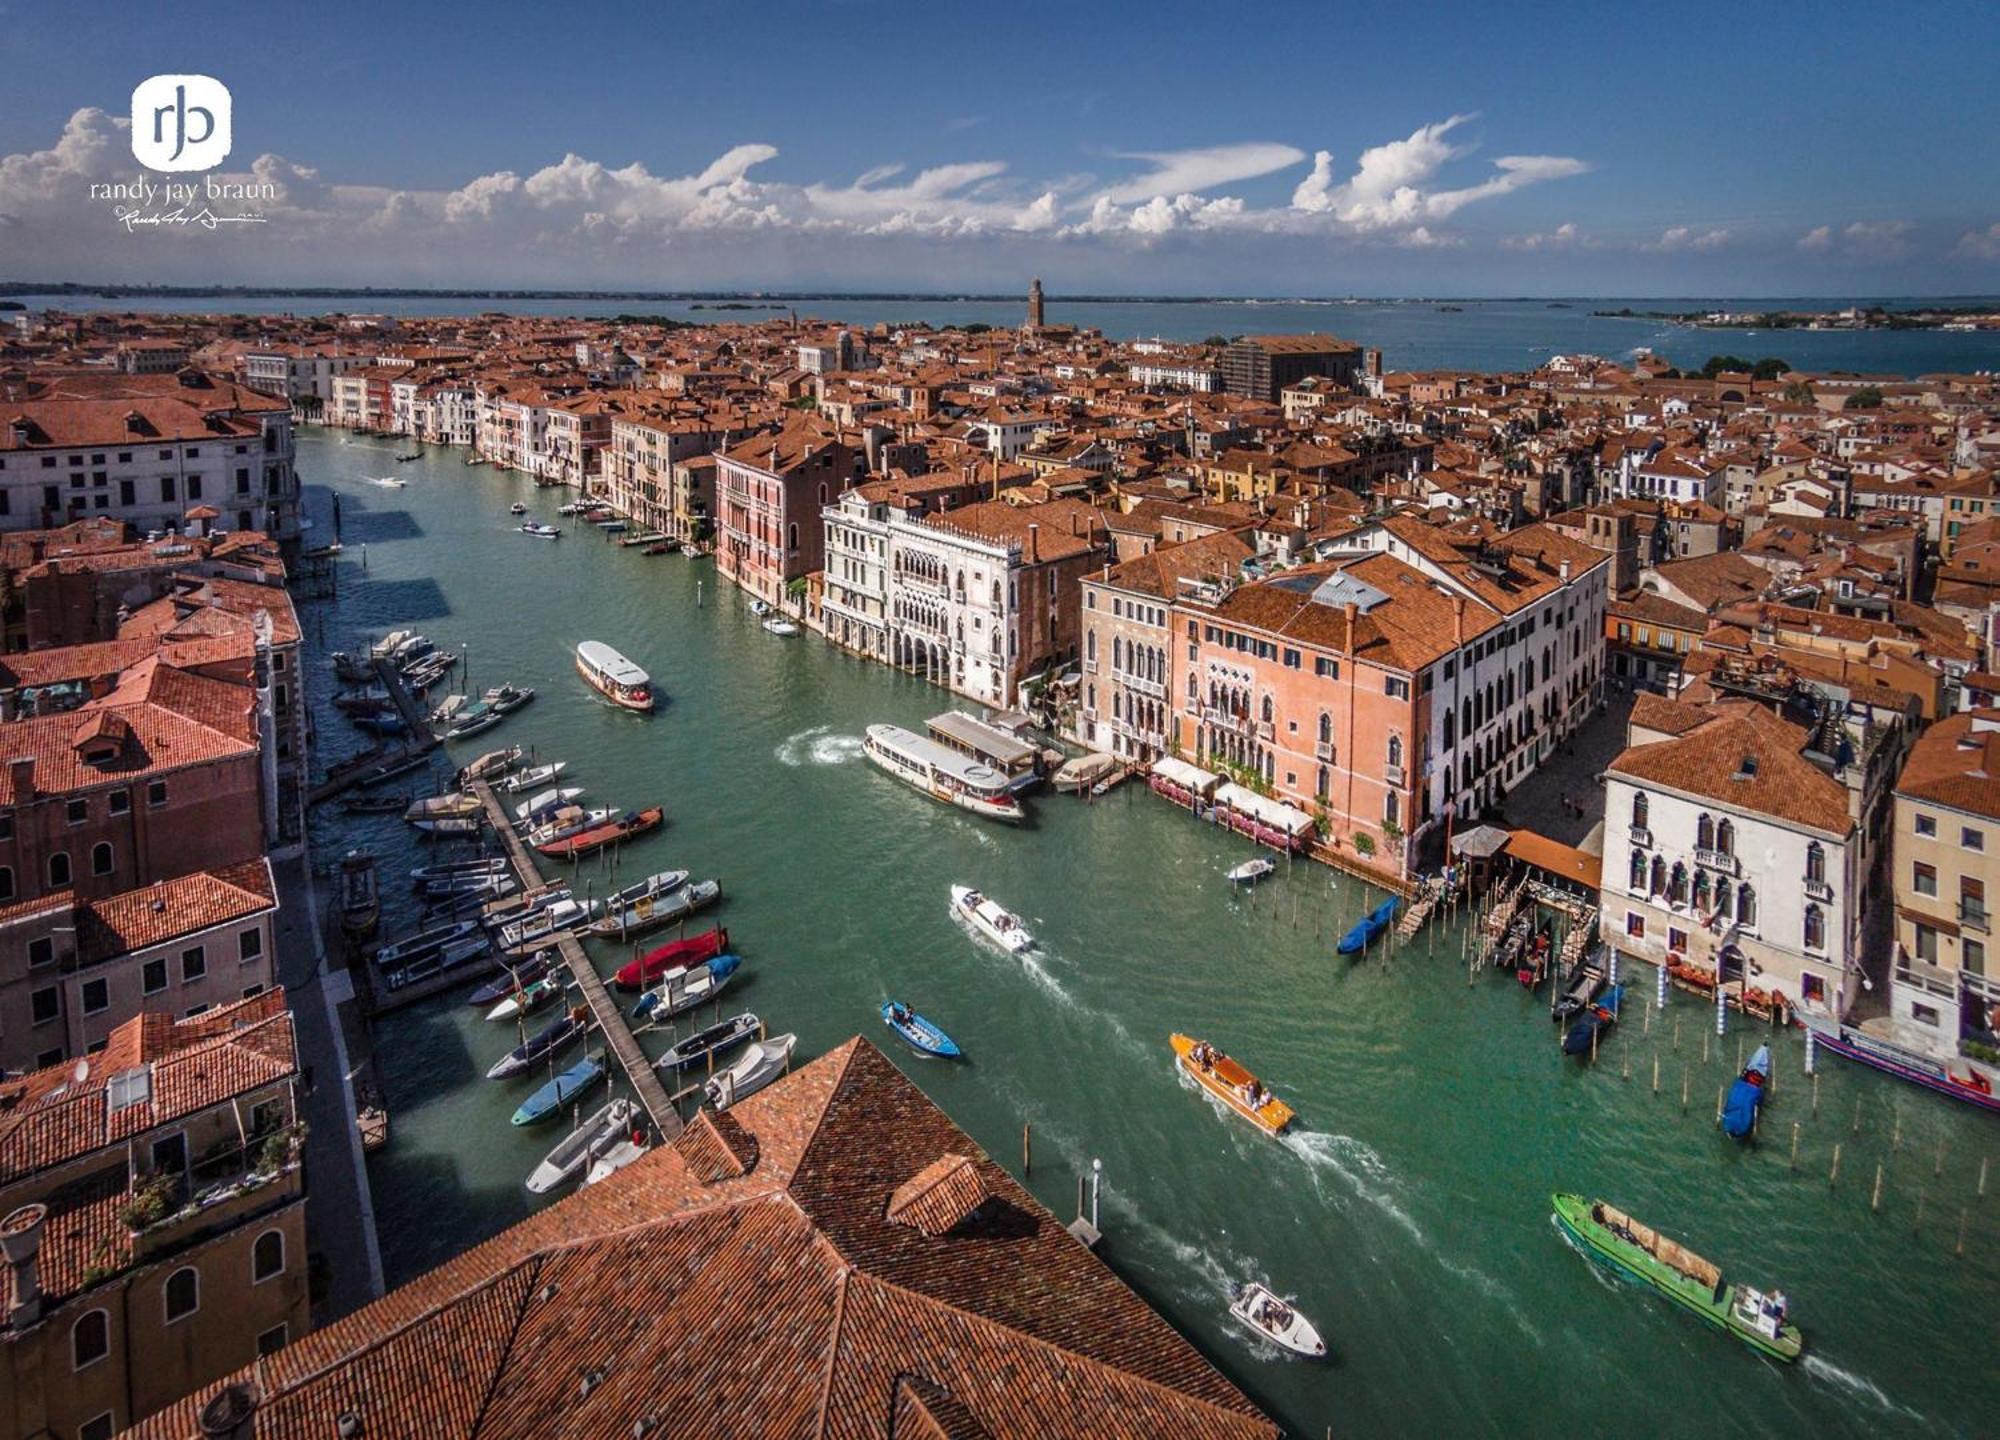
471;780;681;1139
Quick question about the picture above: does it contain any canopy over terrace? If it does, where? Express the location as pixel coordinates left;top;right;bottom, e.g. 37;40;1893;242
1213;781;1316;851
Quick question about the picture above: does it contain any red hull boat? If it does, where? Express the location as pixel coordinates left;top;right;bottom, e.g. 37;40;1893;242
615;926;729;991
536;806;663;859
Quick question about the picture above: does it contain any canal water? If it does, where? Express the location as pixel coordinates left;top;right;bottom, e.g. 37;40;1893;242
299;433;1995;1439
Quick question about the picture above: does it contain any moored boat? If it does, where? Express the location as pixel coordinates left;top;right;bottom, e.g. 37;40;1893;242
403;793;483;827
705;1033;797;1109
583;1136;647;1185
655;1012;761;1072
1551;1192;1803;1362
948;884;1033;952
864;724;1023;822
500;761;567;795
483;684;535;715
1336;897;1399;956
487;1007;589;1080
1171;1033;1294;1136
881;1002;960;1058
614;927;728;991
512;1055;605;1126
525;1098;637;1193
1228;857;1277;885
581;870;700;936
1562;984;1625;1056
1721;1043;1771;1138
487;970;568;1024
513;787;587;827
337;852;380;940
373;918;484;970
518;522;562;539
575;641;655;712
1795;1014;2000;1115
1229;1283;1326;1358
762;617;799;636
526;806;615;847
497;896;601;951
537;806;663;859
409;855;510;885
457;745;524;785
631;953;741;1022
466;950;560;1006
380;931;491;991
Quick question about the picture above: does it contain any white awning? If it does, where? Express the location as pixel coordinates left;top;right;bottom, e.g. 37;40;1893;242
1150;756;1221;796
1213;782;1316;836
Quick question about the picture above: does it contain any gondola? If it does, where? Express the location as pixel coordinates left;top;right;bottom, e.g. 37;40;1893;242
1562;984;1625;1055
1721;1044;1771;1138
1335;897;1399;955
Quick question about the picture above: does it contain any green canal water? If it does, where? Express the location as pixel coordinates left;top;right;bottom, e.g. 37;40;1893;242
299;433;1996;1438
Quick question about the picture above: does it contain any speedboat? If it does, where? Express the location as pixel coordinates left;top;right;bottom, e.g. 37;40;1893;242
417;870;516;902
380;931;491;991
527;805;616;847
655;1012;760;1072
498;896;601;951
501;761;568;795
762;617;799;637
487;1007;589;1080
487;970;567;1023
525;1098;637;1193
747;599;771;616
373;918;484;970
512;1055;605;1126
1171;1033;1295;1136
590;876;717;939
513;788;587;827
410;855;510;885
446;707;505;741
466;950;560;1006
1229;1283;1326;1358
1228;857;1277;885
949;885;1033;953
483;684;535;715
631;953;741;1022
509;502;528;516
705;1033;797;1110
614;927;728;991
1335;897;1399;956
582;870;693;935
457;746;524;785
881;1002;961;1058
519;522;562;539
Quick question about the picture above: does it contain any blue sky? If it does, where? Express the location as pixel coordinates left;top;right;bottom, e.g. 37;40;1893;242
3;0;1997;295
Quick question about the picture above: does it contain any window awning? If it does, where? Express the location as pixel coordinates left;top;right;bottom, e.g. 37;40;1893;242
1213;782;1316;836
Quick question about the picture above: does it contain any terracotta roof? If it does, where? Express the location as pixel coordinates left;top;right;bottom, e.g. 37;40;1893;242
136;1040;1273;1440
1896;710;2000;821
1607;703;1853;835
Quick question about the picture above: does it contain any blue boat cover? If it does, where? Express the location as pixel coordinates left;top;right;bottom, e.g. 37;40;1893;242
1721;1077;1763;1137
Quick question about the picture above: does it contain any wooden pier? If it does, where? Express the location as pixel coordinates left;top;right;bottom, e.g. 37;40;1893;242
470;779;681;1139
306;654;443;806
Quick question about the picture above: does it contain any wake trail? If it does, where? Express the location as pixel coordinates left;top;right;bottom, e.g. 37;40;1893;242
1801;1356;1926;1424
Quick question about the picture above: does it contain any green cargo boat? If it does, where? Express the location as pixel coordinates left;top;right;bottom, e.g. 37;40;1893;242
1552;1192;1803;1363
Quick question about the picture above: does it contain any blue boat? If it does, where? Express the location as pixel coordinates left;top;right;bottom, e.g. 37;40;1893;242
1563;984;1624;1055
486;1007;587;1079
511;1055;605;1126
1336;897;1400;955
1721;1044;1771;1138
631;953;741;1021
880;1001;962;1058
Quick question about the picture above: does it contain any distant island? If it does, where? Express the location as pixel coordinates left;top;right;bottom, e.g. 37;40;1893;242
1594;304;1998;332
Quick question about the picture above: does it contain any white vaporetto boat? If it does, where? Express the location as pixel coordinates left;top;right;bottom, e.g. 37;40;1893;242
863;724;1023;823
1229;1282;1327;1357
575;641;655;712
949;884;1034;953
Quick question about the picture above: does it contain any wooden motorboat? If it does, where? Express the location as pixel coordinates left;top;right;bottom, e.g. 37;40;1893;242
1228;857;1277;885
1052;752;1117;793
655;1012;760;1072
342;793;409;815
457;745;524;785
410;855;510;884
762;617;800;637
1171;1033;1295;1136
526;1098;637;1193
374;918;484;970
381;931;491;991
483;684;535;715
1336;897;1399;956
881;1002;961;1058
403;793;483;826
705;1033;797;1109
501;761;568;795
498;896;601;951
487;1007;589;1080
581;870;690;934
949;885;1033;953
512;1055;605;1126
512;788;586;827
588;876;716;939
631;953;740;1022
487;971;568;1024
527;805;616;847
417;870;517;902
537;806;663;859
1229;1283;1326;1358
337;852;380;941
518;522;562;539
614;927;728;991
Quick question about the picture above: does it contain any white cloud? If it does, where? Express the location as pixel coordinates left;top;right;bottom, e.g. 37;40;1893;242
1952;222;2000;261
1099;142;1305;204
1288;116;1587;230
1503;221;1583;250
1796;225;1833;252
1797;220;1914;260
1646;225;1730;252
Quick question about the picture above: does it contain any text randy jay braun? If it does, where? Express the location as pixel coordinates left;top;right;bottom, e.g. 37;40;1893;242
90;177;278;207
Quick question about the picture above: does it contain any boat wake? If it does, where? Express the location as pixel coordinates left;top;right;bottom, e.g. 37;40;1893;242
1548;1211;1624;1294
1282;1131;1424;1245
1801;1355;1925;1423
773;725;863;767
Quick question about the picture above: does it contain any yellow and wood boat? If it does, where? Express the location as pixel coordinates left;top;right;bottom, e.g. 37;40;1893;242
1171;1033;1294;1135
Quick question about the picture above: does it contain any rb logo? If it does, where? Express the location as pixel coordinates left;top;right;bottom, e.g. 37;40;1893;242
131;75;232;172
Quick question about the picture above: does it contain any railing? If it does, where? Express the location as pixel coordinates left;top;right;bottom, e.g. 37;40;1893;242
894;568;948;595
1315;741;1335;761
1630;826;1653;848
1384;762;1406;787
1959;900;1990;934
1803;877;1834;902
1119;672;1167;700
1695;847;1739;876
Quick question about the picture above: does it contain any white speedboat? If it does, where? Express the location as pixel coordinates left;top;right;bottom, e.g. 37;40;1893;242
583;870;693;936
525;1098;637;1195
1228;857;1277;885
519;522;562;538
863;724;1023;823
526;806;616;847
370;476;406;488
583;1137;648;1186
747;599;771;616
705;1033;797;1110
949;885;1034;953
1229;1283;1326;1357
509;502;528;516
512;787;585;826
501;761;568;795
762;617;800;637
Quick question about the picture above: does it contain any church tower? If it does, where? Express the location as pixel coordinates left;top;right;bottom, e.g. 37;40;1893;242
1027;277;1045;332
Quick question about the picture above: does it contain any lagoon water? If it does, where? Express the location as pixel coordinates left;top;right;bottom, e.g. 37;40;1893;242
301;432;1995;1438
26;292;2000;378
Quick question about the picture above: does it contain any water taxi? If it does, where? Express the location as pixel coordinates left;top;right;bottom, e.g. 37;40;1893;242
1229;1283;1326;1357
1171;1033;1295;1135
575;641;655;712
1551;1193;1803;1362
949;885;1033;952
864;724;1023;822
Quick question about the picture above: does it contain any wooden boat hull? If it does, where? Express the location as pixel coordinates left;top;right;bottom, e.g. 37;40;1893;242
615;927;728;991
537;807;663;859
1170;1033;1294;1135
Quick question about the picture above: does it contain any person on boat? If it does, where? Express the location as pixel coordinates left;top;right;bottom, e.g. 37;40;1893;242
891;1003;910;1026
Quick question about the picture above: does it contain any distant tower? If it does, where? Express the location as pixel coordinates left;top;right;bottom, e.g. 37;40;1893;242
1027;278;1045;332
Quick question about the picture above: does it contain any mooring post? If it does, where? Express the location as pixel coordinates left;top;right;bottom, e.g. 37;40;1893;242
1789;1121;1800;1169
1022;1122;1031;1176
1830;1142;1843;1188
1091;1157;1103;1231
1871;1163;1885;1213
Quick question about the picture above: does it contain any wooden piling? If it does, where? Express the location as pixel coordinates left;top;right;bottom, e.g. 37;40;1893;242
1853;1096;1864;1134
1652;1054;1660;1094
1914;1185;1924;1235
1681;1068;1689;1112
1674;1017;1681;1053
1978;1155;1988;1198
1958;1208;1969;1256
1829;1142;1842;1188
1022;1122;1031;1176
1871;1162;1884;1213
1812;1072;1820;1116
1789;1121;1800;1169
1935;1136;1946;1178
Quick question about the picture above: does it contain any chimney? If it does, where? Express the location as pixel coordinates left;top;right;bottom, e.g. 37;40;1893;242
1344;601;1358;655
8;756;34;805
1452;596;1466;645
1559;559;1571;583
1;1203;48;1327
1027;523;1039;563
196;1383;260;1440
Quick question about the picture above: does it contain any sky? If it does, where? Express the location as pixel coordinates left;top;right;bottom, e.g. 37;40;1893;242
2;0;1997;297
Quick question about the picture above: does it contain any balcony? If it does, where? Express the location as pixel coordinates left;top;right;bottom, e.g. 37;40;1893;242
1802;877;1834;902
1630;826;1653;848
1695;847;1739;876
1384;762;1406;787
1315;741;1335;762
894;568;948;596
1120;672;1167;700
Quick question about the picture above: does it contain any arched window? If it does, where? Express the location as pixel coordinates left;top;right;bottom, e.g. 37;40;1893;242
1715;818;1735;856
1715;883;1734;921
1669;862;1689;906
1387;734;1403;768
1632;792;1649;831
1318;713;1332;744
1260;694;1273;724
252;1229;284;1283
1086;631;1096;660
91;842;113;877
1803;904;1825;951
1693;870;1711;914
1385;791;1400;826
786;521;799;553
164;1267;199;1324
72;1309;109;1371
1806;842;1826;883
1649;856;1667;895
1442;710;1456;748
1737;884;1757;928
48;852;70;888
1629;849;1647;890
1696;813;1714;850
1112;637;1122;670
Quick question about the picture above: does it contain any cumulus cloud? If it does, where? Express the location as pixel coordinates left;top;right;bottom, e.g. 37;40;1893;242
1098;142;1306;204
1797;220;1915;260
1503;221;1583;250
1289;116;1587;230
1646;225;1730;252
1952;222;2000;261
1797;225;1833;252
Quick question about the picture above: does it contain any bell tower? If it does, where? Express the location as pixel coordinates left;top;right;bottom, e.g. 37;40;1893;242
1027;277;1045;332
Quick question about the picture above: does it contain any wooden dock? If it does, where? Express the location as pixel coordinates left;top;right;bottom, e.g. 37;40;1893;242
470;779;681;1139
307;654;443;806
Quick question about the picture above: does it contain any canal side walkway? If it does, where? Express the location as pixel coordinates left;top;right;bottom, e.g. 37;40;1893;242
469;780;682;1140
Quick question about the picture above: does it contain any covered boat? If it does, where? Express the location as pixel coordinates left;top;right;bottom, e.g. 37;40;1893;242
511;1055;605;1126
513;787;586;827
1552;1193;1803;1362
1721;1044;1771;1139
525;804;610;846
586;874;715;938
614;926;729;991
403;793;483;827
457;745;523;785
1171;1033;1294;1136
525;1098;637;1194
863;724;1023;823
575;641;655;712
1562;984;1625;1056
1335;897;1399;955
1228;857;1276;885
655;1012;760;1072
486;1007;589;1080
497;895;600;951
631;953;740;1022
948;885;1033;952
705;1033;797;1109
1228;1283;1326;1358
881;1002;961;1058
537;806;663;859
